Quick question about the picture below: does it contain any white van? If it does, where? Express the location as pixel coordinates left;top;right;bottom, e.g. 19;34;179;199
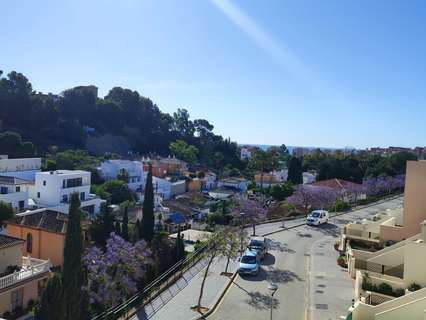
306;210;329;226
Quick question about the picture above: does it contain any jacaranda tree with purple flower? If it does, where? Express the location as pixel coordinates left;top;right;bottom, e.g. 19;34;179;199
84;232;152;311
287;185;337;214
235;195;267;236
362;175;405;196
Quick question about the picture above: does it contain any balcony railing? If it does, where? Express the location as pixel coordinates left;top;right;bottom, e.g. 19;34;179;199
0;257;51;290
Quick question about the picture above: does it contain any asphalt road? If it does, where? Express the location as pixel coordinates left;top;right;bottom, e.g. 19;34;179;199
208;197;404;320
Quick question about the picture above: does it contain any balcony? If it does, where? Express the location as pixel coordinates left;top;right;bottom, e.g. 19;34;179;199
0;257;51;290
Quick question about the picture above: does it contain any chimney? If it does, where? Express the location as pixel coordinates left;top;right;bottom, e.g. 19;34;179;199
421;220;426;241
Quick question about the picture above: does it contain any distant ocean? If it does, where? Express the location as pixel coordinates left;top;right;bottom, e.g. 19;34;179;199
241;144;354;153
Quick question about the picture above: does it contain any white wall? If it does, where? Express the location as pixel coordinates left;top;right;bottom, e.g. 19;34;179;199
99;160;143;191
0;158;41;181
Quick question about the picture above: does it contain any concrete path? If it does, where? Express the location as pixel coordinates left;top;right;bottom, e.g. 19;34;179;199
133;257;238;320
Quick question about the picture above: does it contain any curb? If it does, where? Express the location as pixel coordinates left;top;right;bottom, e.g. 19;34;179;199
261;194;403;237
195;271;238;320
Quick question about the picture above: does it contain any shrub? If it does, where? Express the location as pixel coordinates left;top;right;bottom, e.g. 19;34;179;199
408;283;422;292
334;199;351;212
394;288;405;297
377;282;393;296
2;311;11;319
337;255;347;268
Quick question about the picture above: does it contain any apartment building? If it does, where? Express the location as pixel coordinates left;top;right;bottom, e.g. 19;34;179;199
0;234;50;316
30;170;104;216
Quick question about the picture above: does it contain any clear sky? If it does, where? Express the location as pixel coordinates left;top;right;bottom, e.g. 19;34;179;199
2;0;426;149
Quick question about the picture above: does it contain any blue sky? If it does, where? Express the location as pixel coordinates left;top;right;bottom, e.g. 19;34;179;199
2;0;426;148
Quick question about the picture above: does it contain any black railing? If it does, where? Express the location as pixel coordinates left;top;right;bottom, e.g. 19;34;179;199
91;243;207;320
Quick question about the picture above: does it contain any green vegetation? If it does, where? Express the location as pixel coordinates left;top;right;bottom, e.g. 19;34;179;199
0;131;34;157
35;274;65;320
62;194;88;320
92;180;134;204
287;156;303;184
89;203;115;250
303;149;417;183
0;71;242;171
141;164;155;242
268;182;294;201
0;201;15;229
169;140;199;165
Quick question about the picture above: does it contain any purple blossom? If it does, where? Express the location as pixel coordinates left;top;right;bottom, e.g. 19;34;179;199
287;185;337;213
235;195;267;235
84;232;152;309
362;175;405;196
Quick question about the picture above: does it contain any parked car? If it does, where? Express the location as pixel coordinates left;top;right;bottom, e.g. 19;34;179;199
306;210;329;226
248;237;268;260
238;249;260;276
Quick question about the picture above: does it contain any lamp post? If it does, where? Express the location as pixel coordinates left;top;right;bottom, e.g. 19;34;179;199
268;283;278;320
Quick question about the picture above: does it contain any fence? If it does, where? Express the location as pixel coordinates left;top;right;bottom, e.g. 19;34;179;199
91;243;207;320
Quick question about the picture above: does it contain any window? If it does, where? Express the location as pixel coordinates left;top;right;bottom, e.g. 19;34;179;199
37;192;40;198
66;178;83;188
18;201;25;209
26;233;33;253
11;288;23;311
80;192;85;201
62;195;68;203
43;180;46;186
62;180;66;188
0;186;8;194
15;186;20;192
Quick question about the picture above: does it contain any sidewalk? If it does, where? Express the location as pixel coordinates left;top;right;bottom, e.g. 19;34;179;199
132;257;238;320
309;236;354;320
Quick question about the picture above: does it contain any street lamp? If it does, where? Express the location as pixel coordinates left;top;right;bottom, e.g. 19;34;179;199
268;283;278;320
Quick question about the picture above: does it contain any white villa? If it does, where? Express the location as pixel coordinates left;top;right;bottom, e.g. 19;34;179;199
29;170;104;216
98;159;144;191
0;176;33;212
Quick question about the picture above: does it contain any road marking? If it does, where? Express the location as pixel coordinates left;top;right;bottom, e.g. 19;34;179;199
304;253;310;320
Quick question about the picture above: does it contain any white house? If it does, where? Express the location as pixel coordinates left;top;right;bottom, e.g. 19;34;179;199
0;156;41;181
203;172;217;190
29;170;104;216
0;176;32;212
152;177;186;200
303;172;316;184
217;177;248;192
98;160;144;191
240;148;252;160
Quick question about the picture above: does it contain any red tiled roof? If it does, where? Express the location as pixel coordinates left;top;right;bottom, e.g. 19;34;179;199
312;178;361;191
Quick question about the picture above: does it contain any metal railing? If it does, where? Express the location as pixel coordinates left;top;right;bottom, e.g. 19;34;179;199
91;243;208;320
365;291;394;306
0;257;51;290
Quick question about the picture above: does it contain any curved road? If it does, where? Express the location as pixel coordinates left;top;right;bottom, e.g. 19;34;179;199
208;197;403;320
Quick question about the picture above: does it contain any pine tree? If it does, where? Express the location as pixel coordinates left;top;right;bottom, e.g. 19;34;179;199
35;273;64;320
62;193;87;320
142;164;155;242
121;202;129;241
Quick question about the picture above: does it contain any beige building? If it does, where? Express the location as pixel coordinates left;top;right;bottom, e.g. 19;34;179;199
349;221;426;320
0;234;50;317
342;161;426;252
343;160;426;319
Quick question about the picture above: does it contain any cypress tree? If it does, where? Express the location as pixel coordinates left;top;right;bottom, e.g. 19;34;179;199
122;202;129;241
62;193;86;320
115;220;121;236
174;228;185;262
142;164;155;242
89;203;114;249
35;273;64;320
288;156;303;185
